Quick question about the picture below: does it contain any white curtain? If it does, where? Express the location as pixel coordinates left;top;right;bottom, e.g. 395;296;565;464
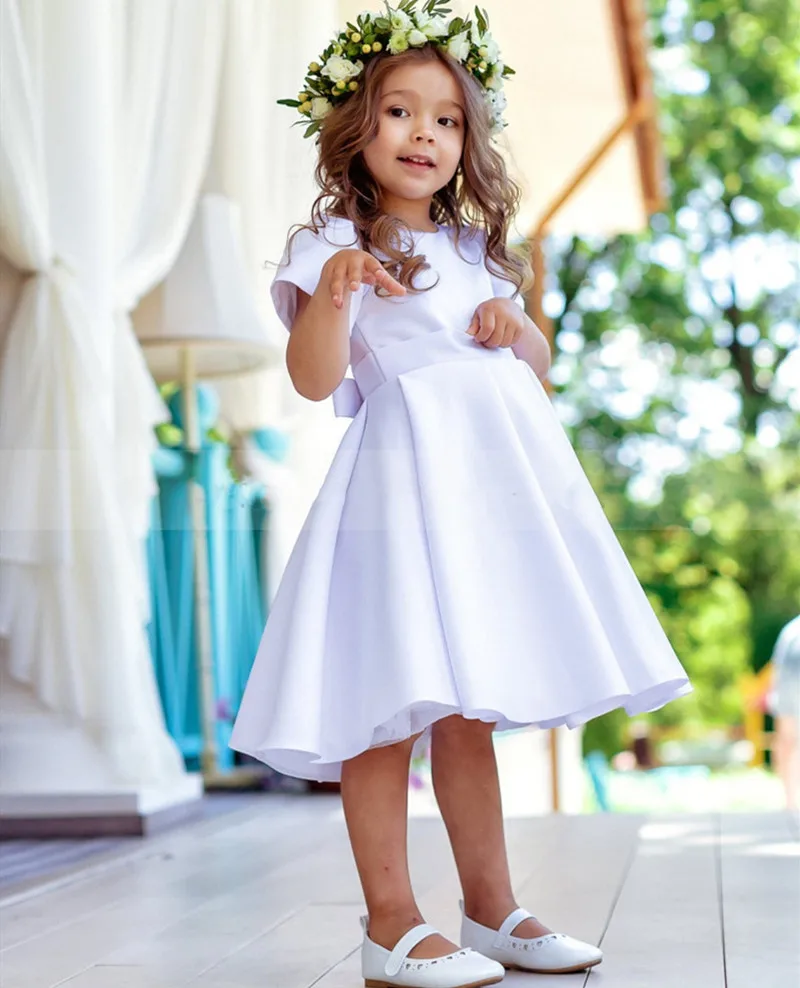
113;0;225;550
208;0;347;561
0;0;224;786
208;0;335;425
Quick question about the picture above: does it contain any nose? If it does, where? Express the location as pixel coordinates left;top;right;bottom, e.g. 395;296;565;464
414;127;435;144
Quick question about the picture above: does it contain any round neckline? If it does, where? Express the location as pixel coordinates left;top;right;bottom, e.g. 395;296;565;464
325;214;446;237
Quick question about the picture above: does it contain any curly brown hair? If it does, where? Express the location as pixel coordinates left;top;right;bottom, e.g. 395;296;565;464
289;44;530;296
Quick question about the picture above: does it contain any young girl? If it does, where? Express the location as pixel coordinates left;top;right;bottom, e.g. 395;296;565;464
231;5;692;986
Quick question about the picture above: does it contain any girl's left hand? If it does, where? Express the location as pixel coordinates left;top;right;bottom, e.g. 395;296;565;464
467;297;525;348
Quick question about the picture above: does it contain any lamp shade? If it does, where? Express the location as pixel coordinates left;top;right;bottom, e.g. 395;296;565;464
133;194;282;382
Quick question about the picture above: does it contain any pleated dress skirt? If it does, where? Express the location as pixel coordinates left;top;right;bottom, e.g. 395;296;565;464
230;329;692;781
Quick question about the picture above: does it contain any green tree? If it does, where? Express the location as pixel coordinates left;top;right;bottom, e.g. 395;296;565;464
549;0;800;756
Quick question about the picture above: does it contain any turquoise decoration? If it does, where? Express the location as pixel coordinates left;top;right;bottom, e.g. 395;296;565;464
145;389;268;773
168;383;220;434
252;427;291;463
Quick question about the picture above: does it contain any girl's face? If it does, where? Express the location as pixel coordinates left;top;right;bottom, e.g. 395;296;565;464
363;59;465;224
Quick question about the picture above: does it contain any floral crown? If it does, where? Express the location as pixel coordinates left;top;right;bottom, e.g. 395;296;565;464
278;1;514;138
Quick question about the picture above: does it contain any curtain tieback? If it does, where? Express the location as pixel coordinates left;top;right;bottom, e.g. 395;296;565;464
23;253;79;280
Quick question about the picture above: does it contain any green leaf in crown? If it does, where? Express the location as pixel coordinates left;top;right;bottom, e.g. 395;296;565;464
284;0;512;137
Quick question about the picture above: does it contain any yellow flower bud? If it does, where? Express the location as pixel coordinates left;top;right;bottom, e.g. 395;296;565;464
479;60;487;71
298;93;308;103
309;61;321;73
350;31;361;42
336;80;346;90
349;80;359;91
479;47;488;58
300;101;313;113
362;43;372;54
372;41;383;52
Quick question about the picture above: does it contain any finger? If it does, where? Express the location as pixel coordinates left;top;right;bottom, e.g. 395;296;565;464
485;320;509;349
500;325;517;348
474;308;495;344
376;269;406;297
384;275;407;297
466;311;480;336
493;320;513;348
329;269;346;308
365;258;406;296
345;260;368;293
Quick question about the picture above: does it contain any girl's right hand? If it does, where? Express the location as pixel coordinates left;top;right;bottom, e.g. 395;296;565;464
323;249;406;309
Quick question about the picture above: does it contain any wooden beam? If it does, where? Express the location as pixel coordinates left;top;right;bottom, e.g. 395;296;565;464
609;0;668;214
530;95;654;245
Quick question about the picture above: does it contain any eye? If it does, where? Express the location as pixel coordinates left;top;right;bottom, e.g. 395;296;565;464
388;106;409;118
438;116;459;128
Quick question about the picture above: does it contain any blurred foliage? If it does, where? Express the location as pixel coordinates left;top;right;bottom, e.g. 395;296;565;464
546;0;800;756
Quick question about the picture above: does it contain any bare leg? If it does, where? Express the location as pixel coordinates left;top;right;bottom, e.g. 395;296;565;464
774;715;799;811
430;715;550;939
341;734;459;958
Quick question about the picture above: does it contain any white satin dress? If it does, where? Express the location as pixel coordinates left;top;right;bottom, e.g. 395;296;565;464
229;217;693;781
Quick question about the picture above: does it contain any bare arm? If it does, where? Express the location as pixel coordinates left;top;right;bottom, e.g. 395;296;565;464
285;286;352;402
511;315;552;383
285;248;405;402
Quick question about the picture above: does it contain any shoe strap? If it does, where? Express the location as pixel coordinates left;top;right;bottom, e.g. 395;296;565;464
385;923;439;977
495;906;534;946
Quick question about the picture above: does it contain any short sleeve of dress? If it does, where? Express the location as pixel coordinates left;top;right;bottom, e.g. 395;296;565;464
270;218;365;332
467;228;525;311
490;269;526;311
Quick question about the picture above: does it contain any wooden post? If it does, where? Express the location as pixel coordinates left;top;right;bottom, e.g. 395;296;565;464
182;348;219;780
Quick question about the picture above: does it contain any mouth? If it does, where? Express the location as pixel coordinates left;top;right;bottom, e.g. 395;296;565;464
398;155;436;171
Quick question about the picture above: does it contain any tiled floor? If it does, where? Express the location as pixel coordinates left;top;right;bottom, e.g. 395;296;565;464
0;797;797;988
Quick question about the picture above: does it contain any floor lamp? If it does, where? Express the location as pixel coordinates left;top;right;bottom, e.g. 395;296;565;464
134;194;281;782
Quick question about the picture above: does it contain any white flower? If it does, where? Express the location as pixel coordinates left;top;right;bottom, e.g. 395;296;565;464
321;55;362;83
482;33;500;62
310;97;333;121
387;31;410;54
415;13;448;38
447;30;470;62
470;21;482;45
484;88;507;131
485;89;507;114
390;10;413;32
486;62;504;91
408;28;427;47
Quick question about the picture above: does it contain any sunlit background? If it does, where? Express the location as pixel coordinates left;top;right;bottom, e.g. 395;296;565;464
0;0;797;876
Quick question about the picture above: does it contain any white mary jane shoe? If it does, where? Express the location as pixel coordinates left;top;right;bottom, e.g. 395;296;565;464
459;902;603;974
361;915;505;988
